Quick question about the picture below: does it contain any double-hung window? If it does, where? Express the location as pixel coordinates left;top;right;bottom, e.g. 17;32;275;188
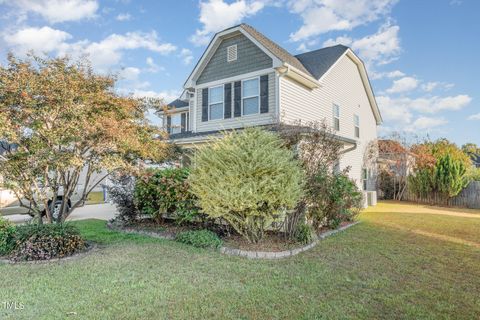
333;104;340;131
170;113;182;134
354;114;360;138
209;85;224;120
242;78;259;115
362;168;368;191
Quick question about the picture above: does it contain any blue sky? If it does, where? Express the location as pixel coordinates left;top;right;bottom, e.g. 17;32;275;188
0;0;478;145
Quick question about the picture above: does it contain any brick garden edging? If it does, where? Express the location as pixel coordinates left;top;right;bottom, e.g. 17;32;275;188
106;220;360;260
220;221;361;260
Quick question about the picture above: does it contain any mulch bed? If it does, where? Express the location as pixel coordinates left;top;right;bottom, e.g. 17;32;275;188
223;232;303;252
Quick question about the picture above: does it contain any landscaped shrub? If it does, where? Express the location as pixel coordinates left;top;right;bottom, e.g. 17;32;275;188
10;223;85;261
189;128;304;243
307;168;362;229
134;168;199;224
107;174;139;222
0;216;17;256
276;120;345;239
175;229;223;249
294;222;315;245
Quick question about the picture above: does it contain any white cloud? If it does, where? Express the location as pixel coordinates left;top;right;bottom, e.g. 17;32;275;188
421;81;454;92
406;116;447;131
289;0;398;42
386;70;405;78
13;0;99;23
79;32;177;69
190;0;266;46
322;24;401;67
145;57;164;73
377;94;472;120
376;95;413;124
116;13;132;21
118;67;141;81
350;24;401;66
179;48;194;65
3;26;72;55
468;113;480;120
386;76;419;94
4;27;177;70
322;36;352;47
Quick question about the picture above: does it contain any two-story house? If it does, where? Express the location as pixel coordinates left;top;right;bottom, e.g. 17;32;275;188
159;24;382;205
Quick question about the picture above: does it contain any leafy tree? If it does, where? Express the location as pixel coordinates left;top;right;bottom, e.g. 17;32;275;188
434;154;468;202
0;54;171;223
189;128;304;243
409;139;469;202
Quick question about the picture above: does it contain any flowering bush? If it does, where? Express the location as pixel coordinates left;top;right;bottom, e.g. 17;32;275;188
134;168;200;224
10;223;85;261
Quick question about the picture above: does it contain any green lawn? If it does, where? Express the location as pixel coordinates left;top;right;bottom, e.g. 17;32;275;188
1;201;479;319
86;191;105;205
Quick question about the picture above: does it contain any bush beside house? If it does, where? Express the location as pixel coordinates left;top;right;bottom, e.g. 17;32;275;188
189;128;305;243
107;126;364;248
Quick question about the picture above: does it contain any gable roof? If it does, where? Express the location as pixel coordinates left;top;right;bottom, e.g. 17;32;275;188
184;23;382;124
239;24;312;77
295;45;349;80
167;98;189;109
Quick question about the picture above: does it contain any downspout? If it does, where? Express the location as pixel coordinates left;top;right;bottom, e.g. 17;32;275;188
339;142;357;155
276;66;289;122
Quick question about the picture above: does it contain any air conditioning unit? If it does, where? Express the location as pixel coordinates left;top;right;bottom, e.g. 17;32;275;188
367;191;377;206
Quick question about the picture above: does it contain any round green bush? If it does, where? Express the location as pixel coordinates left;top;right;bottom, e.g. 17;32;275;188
0;216;17;256
175;230;222;249
134;168;199;224
189;128;304;243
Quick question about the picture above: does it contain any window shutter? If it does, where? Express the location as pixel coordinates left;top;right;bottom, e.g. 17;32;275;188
181;113;186;133
202;88;208;122
166;115;171;134
260;75;269;113
234;81;241;117
224;83;232;118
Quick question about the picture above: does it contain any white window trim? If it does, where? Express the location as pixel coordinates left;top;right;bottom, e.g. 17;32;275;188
362;168;368;191
227;44;237;62
169;112;189;134
208;84;224;121
241;76;260;116
333;104;340;131
354;114;360;138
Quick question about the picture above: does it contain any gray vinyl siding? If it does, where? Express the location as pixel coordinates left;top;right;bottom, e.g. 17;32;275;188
195;72;276;132
280;55;378;191
196;34;273;85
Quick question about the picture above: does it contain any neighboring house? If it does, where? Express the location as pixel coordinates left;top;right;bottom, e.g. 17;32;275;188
470;154;480;168
377;139;415;175
158;24;382;204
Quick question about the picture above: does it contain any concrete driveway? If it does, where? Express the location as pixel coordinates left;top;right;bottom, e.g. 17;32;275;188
3;203;118;224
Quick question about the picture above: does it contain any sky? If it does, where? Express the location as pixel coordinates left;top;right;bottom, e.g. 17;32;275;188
0;0;478;145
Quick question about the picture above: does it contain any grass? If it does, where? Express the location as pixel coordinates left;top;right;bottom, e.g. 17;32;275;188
86;191;105;205
1;201;479;319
